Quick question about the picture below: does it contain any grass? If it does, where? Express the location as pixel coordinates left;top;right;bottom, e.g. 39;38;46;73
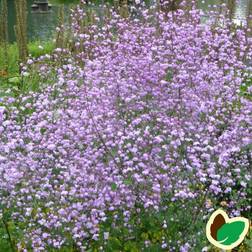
0;40;55;97
0;40;55;77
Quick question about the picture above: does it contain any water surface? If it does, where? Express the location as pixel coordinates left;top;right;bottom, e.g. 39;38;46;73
1;0;59;43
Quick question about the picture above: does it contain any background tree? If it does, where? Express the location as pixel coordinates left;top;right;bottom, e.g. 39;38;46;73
0;0;8;74
228;0;236;20
14;0;28;69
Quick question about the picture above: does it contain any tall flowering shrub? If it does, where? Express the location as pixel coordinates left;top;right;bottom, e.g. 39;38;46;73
0;1;251;251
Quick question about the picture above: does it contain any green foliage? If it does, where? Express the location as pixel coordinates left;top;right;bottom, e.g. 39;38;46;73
0;40;55;95
0;40;54;76
0;198;251;251
0;43;19;75
0;225;12;252
28;40;55;58
240;74;252;100
86;199;205;251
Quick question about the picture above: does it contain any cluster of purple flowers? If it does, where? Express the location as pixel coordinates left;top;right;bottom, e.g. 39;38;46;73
0;1;251;251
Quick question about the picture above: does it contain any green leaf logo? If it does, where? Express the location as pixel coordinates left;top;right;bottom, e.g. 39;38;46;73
217;221;245;245
206;209;250;250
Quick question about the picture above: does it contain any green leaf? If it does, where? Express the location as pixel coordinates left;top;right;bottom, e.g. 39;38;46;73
123;177;133;186
40;128;47;134
108;237;121;250
8;77;20;84
245;238;252;248
217;221;246;245
165;70;173;82
111;182;117;191
124;241;138;252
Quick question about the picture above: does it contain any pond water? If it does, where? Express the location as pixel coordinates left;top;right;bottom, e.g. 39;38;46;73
1;0;59;43
1;0;252;43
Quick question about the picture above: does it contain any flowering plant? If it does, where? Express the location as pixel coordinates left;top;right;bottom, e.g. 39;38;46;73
0;1;251;251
